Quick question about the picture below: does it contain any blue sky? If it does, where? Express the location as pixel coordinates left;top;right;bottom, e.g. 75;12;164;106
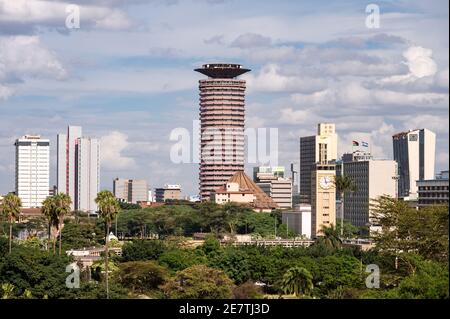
0;0;448;196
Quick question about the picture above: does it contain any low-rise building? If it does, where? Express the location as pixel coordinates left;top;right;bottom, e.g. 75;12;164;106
113;178;149;204
254;167;293;209
155;184;182;202
211;171;278;212
282;204;312;239
417;171;449;207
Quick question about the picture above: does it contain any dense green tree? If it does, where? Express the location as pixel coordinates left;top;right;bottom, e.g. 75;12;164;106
162;265;234;299
233;281;263;299
61;222;103;250
122;240;166;262
116;261;168;294
280;266;314;297
0;245;72;298
158;249;206;272
119;202;141;210
209;247;252;284
371;196;449;262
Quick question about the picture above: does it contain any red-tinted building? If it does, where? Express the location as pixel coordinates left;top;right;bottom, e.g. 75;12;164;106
195;64;250;200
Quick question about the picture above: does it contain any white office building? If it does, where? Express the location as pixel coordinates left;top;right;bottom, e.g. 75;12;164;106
57;126;100;213
282;204;312;239
393;129;436;200
15;135;50;208
339;153;398;232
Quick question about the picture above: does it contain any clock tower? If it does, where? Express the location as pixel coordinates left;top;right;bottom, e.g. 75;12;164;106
311;163;336;238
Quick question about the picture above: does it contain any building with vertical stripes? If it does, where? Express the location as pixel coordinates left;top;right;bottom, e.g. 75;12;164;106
195;64;250;200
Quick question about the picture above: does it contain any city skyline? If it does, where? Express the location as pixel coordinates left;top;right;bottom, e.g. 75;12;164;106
0;0;448;197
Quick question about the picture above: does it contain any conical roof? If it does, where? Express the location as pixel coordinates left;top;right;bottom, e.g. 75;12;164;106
228;171;278;210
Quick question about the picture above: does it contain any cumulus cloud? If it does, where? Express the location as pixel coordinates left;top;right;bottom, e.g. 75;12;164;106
291;82;448;109
100;131;136;170
0;36;67;79
244;64;327;94
0;0;134;34
403;46;438;78
0;35;67;101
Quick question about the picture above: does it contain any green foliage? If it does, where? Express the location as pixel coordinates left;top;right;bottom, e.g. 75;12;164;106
61;221;103;249
121;240;166;262
158;249;206;272
162;265;234;299
119;202;141;210
371;196;449;262
233;281;263;299
116;261;168;294
281;266;314;297
0;245;72;298
200;236;221;256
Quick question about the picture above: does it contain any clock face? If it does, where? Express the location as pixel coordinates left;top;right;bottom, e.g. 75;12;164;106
319;176;333;190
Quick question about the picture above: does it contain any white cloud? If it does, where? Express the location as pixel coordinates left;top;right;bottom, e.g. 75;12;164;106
0;84;14;100
403;46;438;78
100;131;136;170
291;82;448;108
244;64;327;93
0;0;134;33
0;36;67;79
0;35;67;101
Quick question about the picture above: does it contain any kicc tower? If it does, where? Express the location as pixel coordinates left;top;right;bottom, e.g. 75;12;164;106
195;64;251;200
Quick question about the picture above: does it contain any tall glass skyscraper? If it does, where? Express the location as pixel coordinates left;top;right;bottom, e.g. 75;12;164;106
393;128;436;199
195;64;250;200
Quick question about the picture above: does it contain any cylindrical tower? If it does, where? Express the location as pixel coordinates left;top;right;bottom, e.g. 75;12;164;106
195;63;251;200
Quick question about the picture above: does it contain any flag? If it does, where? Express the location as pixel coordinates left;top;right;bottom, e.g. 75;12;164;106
352;141;359;146
362;141;369;148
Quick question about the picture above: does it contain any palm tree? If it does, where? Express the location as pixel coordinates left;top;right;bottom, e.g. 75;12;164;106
41;197;56;251
319;224;342;249
1;283;15;299
95;190;121;299
1;193;22;254
281;266;314;298
54;193;72;255
334;175;357;238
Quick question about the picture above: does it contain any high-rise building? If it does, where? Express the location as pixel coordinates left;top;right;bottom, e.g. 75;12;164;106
57;126;100;213
15;135;50;208
254;167;292;209
113;178;149;204
393;129;436;200
155;185;181;203
195;64;250;200
300;123;337;204
310;163;336;238
338;153;398;231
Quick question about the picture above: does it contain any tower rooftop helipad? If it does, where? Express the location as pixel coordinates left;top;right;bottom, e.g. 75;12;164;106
195;63;251;78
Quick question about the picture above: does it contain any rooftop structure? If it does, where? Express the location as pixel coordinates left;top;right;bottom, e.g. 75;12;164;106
195;63;251;78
